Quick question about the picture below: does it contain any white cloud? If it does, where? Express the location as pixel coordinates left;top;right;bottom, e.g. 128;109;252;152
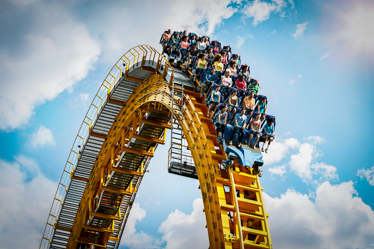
120;198;209;249
236;36;246;48
243;0;286;26
288;0;295;9
159;198;209;249
284;137;300;148
357;166;374;186
264;137;336;181
289;143;338;181
262;137;299;165
120;203;162;249
305;135;325;144
292;21;309;38
0;0;238;130
0;156;56;249
84;0;238;64
264;181;374;249
312;162;338;180
79;93;89;102
30;126;55;148
0;3;100;130
340;6;374;53
268;165;286;177
289;143;315;179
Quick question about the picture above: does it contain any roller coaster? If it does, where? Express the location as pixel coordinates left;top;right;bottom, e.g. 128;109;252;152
40;31;275;249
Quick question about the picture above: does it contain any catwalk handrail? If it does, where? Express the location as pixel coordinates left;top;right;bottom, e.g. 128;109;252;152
39;45;173;249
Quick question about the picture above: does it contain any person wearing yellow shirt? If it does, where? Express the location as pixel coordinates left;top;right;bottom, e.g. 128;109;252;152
193;53;208;80
213;54;224;73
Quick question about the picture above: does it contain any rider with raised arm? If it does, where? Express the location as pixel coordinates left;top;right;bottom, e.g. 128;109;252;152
162;29;172;47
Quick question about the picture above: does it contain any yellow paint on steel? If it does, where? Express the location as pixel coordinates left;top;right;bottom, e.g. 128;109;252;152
85;115;93;126
114;64;122;78
257;177;273;248
133;47;141;64
41;45;271;249
96;94;104;107
40;45;169;249
129;50;137;68
66;76;220;248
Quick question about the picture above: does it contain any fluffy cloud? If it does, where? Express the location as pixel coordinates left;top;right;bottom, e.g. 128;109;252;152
268;165;286;177
0;0;238;130
185;0;237;35
264;181;374;249
31;126;55;148
0;156;56;249
0;2;101;130
159;198;209;249
340;6;374;53
236;35;246;48
79;93;89;103
83;0;238;65
305;135;325;144
120;198;209;249
357;166;374;186
289;142;337;181
288;0;295;9
120;203;162;249
243;0;286;26
312;162;338;180
292;22;309;38
289;143;316;179
262;137;299;165
263;137;337;181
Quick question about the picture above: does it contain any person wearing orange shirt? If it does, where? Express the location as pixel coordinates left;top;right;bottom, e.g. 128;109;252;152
242;92;255;111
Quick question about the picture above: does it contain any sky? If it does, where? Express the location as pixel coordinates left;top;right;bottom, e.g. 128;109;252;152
0;0;374;248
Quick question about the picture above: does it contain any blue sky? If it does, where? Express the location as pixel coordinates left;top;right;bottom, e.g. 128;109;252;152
0;0;374;248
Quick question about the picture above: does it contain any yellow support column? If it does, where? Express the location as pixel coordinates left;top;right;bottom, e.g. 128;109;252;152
229;167;245;249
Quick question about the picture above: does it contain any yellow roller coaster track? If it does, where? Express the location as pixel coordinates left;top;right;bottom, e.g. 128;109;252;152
40;45;272;249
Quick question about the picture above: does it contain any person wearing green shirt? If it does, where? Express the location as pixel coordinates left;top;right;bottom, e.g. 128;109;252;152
248;79;259;95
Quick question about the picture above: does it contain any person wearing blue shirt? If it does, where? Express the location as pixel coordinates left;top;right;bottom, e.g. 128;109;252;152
257;96;267;120
169;44;181;63
262;120;275;153
233;108;247;144
200;68;217;97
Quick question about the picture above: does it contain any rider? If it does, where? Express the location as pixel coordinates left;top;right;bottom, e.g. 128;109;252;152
162;29;172;48
216;104;228;137
248;79;260;96
200;68;217;97
207;85;221;117
194;53;208;80
242;92;255;111
233;108;247;145
257;96;267;119
261;119;274;153
248;112;262;149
